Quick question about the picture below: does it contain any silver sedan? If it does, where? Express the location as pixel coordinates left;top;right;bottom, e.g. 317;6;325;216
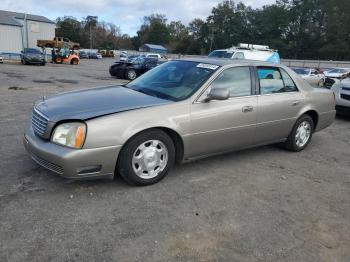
24;58;336;185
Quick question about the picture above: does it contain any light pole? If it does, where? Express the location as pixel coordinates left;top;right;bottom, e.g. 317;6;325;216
87;16;98;51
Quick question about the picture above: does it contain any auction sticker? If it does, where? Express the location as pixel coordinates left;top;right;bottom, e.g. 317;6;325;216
197;63;219;70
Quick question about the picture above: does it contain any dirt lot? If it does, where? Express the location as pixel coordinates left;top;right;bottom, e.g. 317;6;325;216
0;59;350;262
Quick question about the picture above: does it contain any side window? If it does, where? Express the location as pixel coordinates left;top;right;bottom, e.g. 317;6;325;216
233;52;245;59
258;67;297;94
280;69;298;92
211;67;251;97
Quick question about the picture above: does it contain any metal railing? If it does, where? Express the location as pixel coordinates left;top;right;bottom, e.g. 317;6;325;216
281;59;350;69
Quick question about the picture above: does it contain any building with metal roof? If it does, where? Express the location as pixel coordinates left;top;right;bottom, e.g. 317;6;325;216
139;44;168;54
0;10;55;54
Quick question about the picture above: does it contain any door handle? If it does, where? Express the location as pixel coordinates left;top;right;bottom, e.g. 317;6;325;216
292;100;300;106
242;106;254;113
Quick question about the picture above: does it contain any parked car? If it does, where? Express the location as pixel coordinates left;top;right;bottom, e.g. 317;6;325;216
119;53;128;62
0;54;3;63
330;78;350;115
146;53;161;59
292;67;325;87
20;48;46;66
88;52;102;59
24;58;335;186
109;57;159;80
324;68;350;79
79;51;89;59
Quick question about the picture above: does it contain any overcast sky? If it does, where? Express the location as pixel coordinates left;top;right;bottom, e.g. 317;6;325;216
3;0;276;35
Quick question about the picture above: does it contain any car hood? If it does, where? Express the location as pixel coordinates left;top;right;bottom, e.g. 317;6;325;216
35;86;171;122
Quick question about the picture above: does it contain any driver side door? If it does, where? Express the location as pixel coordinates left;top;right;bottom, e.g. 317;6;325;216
188;66;257;157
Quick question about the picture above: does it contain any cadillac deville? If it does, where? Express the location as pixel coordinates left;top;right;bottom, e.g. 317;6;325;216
24;58;336;185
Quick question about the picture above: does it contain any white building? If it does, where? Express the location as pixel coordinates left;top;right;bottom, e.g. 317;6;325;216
0;10;55;54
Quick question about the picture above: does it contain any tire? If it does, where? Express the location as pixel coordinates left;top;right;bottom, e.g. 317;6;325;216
70;58;79;65
285;115;314;152
41;60;46;66
54;56;63;64
21;59;26;65
117;129;175;186
126;69;137;80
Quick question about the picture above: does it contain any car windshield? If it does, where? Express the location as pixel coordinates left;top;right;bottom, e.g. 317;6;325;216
126;60;219;101
293;68;309;75
328;68;348;73
24;48;41;54
208;50;233;58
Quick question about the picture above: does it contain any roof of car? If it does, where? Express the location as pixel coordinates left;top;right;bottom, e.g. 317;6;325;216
175;57;282;67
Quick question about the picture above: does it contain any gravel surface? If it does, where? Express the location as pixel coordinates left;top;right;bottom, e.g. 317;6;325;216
0;59;349;262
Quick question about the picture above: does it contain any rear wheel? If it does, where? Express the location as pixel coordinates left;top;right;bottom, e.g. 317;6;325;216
285;115;314;152
126;69;137;80
70;58;79;65
117;129;175;186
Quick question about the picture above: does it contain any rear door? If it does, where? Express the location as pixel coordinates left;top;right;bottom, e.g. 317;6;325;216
255;67;303;144
189;66;257;157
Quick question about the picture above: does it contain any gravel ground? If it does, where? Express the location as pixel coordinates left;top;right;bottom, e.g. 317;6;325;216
0;59;349;262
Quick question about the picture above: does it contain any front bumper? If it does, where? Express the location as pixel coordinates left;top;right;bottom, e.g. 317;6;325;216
23;125;122;180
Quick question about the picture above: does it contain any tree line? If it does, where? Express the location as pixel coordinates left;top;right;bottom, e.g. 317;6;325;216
55;0;350;60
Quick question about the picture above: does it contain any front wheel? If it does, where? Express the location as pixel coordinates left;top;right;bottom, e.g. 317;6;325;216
117;129;175;186
285;115;314;152
54;56;63;64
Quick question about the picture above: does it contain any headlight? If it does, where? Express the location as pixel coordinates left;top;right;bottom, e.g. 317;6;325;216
51;122;86;149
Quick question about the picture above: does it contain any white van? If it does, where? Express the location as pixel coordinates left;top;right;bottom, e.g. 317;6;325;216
208;43;280;64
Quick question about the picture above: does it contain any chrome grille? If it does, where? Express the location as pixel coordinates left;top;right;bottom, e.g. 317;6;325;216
32;108;49;136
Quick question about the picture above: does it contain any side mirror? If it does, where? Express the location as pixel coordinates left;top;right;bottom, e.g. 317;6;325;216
204;88;230;102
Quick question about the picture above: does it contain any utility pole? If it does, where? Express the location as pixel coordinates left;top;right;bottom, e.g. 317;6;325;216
87;16;98;51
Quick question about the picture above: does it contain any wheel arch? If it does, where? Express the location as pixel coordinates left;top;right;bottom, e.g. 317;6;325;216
118;126;185;165
300;109;319;130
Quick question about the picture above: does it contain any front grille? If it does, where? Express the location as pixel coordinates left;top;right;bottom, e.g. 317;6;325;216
32;108;49;136
340;93;350;101
31;153;64;175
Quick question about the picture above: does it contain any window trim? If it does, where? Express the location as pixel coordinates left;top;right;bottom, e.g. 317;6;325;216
256;66;299;95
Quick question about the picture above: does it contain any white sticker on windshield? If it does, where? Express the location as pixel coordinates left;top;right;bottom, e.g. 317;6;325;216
197;63;219;70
